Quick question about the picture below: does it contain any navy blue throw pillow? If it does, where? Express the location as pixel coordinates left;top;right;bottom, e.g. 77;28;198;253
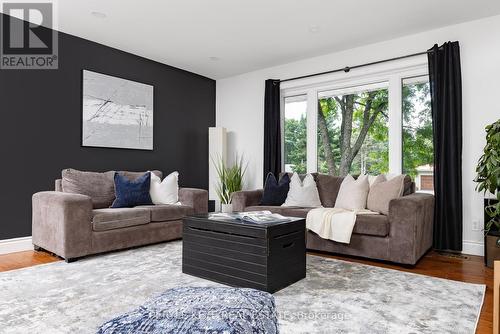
260;172;290;206
111;172;153;208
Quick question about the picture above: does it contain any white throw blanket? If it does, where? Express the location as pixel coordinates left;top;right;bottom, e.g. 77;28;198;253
306;207;379;244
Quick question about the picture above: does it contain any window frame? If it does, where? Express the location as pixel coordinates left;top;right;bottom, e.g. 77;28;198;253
280;58;428;175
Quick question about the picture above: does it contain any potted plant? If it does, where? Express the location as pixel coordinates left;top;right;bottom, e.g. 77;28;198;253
213;155;247;213
474;119;500;267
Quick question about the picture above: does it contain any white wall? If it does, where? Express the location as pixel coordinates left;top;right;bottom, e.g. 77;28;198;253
216;15;500;256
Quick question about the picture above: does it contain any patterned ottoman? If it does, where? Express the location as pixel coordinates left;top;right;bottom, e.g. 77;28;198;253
97;287;279;334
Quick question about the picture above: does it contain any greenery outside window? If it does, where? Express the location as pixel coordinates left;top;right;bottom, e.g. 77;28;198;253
284;95;307;174
281;61;431;181
402;76;433;193
317;85;389;176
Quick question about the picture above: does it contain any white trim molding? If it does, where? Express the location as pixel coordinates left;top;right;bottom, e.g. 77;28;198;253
0;236;483;257
280;60;428;176
0;236;33;255
462;240;484;256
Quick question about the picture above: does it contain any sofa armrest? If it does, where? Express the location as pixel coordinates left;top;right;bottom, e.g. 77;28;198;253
179;188;208;214
231;189;264;212
388;193;434;264
32;191;93;260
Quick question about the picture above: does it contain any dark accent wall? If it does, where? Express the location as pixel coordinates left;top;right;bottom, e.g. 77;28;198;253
0;14;215;239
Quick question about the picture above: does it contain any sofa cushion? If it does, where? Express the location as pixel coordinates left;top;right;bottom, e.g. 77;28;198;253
334;175;370;210
60;169;163;209
112;172;153;208
92;207;151;232
245;206;286;215
367;175;405;215
150;171;179;205
260;173;290;206
62;169;115;209
368;174;386;187
353;214;389;237
281;207;310;218
315;174;344;207
386;174;414;196
139;204;194;222
283;207;388;237
121;170;162;180
283;173;322;207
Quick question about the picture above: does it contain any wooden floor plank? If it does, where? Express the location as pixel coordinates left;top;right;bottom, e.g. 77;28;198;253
0;248;491;333
0;250;60;272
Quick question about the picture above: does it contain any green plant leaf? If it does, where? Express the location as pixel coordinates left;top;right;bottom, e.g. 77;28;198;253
211;154;247;204
475;119;500;233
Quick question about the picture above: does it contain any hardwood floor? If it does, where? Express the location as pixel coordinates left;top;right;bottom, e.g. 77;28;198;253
0;249;492;333
0;249;60;272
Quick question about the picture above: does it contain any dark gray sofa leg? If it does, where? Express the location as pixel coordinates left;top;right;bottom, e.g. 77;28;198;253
33;245;42;251
65;257;77;263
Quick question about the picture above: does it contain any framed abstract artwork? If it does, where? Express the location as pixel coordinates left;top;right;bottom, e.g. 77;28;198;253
82;70;154;150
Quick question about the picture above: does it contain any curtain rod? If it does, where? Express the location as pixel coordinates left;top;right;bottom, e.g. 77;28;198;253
278;50;431;83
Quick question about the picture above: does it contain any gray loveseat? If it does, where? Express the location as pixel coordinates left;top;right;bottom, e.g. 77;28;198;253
32;169;208;262
232;173;434;265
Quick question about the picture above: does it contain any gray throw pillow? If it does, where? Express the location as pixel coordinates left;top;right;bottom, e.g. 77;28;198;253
61;169;115;209
367;174;406;215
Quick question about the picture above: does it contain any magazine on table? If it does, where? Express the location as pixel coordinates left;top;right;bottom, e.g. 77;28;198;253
210;211;291;224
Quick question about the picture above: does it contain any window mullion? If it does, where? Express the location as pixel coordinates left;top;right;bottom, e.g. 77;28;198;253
388;76;402;174
306;89;317;173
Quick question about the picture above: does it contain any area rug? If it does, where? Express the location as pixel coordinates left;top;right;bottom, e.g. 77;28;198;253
0;241;484;334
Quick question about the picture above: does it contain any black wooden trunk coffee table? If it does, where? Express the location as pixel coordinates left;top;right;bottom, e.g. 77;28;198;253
182;214;306;293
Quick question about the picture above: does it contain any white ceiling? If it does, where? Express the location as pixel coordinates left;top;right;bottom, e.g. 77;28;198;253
6;0;500;79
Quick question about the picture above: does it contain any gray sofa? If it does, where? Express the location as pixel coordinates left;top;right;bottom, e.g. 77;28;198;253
32;169;208;262
232;173;434;265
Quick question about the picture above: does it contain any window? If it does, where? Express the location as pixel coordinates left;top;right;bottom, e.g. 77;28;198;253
281;60;431;182
284;95;307;173
317;85;389;176
402;77;433;193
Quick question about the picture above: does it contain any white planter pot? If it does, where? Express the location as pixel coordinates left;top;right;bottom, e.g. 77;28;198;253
221;203;233;213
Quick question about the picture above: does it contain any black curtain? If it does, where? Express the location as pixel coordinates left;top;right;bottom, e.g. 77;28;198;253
428;41;463;251
263;79;281;184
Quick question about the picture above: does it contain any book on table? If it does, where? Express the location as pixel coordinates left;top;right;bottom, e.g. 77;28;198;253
209;211;291;223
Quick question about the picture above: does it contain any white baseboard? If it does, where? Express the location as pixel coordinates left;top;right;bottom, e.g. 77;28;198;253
462;240;484;256
0;236;33;255
0;236;486;257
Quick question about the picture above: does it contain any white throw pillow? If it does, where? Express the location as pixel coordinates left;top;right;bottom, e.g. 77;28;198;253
367;175;378;187
150;171;179;205
282;173;322;207
334;175;370;211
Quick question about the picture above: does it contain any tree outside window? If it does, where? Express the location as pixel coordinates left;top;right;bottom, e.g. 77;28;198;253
282;73;433;187
317;87;389;176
